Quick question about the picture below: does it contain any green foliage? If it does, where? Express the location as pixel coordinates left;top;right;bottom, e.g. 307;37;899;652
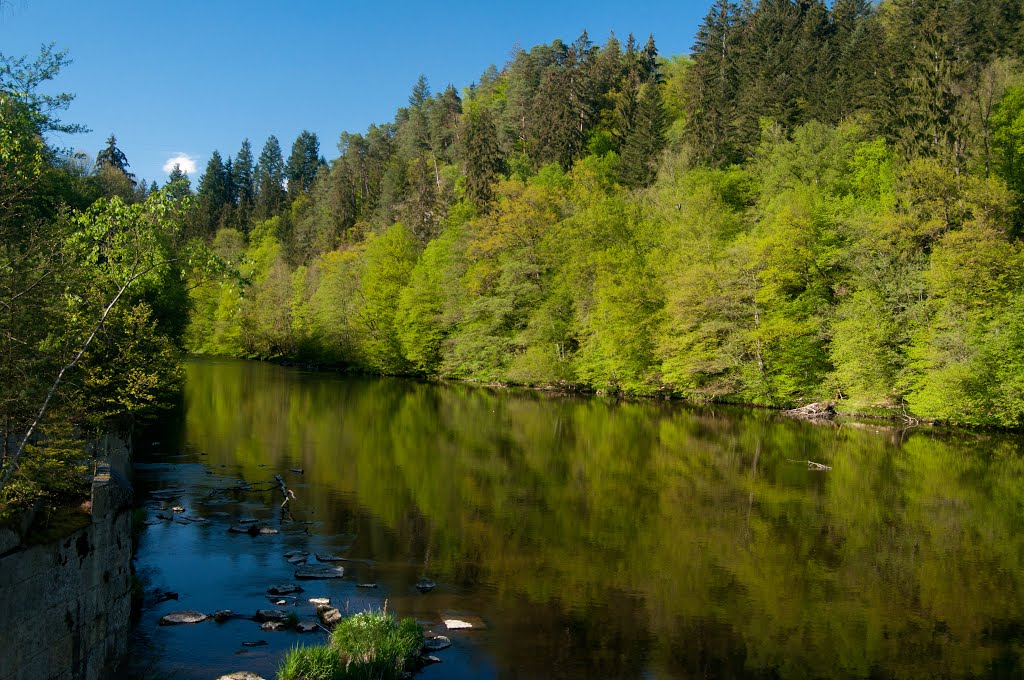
177;16;1024;427
276;611;423;680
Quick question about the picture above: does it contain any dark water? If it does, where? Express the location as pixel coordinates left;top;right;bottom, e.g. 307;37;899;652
128;357;1024;679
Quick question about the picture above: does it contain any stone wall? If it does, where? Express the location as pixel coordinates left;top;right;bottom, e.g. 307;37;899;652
0;448;134;680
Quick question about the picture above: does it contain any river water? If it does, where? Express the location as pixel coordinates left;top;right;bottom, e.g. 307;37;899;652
127;357;1024;679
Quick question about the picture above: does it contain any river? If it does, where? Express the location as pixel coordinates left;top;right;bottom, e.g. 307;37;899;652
127;356;1024;679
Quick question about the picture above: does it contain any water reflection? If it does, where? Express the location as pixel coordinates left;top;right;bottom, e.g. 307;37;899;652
152;358;1024;678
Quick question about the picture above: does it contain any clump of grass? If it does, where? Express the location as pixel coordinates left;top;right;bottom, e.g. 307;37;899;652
278;643;342;680
277;609;423;680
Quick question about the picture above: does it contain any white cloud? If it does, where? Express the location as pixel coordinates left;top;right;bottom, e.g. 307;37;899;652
162;153;198;175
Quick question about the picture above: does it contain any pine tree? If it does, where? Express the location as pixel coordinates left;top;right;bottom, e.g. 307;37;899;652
197;150;229;237
687;0;749;166
460;105;505;207
255;135;286;219
620;82;668;186
165;163;191;202
285;130;321;199
95;133;134;180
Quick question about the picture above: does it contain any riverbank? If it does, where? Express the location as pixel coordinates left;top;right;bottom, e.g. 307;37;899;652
0;434;134;680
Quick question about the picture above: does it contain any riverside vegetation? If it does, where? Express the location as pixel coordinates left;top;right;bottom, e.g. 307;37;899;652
0;47;212;522
177;0;1024;428
2;0;1024;621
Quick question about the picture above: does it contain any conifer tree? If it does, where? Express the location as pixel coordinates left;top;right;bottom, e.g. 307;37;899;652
687;0;749;166
460;105;505;207
286;130;322;199
620;82;668;186
255;135;286;219
95;133;133;180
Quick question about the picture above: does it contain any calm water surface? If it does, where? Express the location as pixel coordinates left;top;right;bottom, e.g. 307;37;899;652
128;357;1024;679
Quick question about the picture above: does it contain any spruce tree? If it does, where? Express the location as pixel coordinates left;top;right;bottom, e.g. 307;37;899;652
286;130;322;199
255;135;286;219
687;0;749;166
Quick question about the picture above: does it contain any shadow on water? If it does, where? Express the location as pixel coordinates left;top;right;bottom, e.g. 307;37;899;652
128;356;1024;679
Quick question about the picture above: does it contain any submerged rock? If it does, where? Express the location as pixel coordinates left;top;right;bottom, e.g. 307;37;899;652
287;555;307;565
240;641;267;647
217;671;266;679
267;584;303;596
422;636;451;652
260;621;285;632
294;565;344;580
213;610;234;623
356;583;378;589
159;610;208;626
295;620;320;633
258;526;279;535
283;549;308;559
416;578;437;593
314;553;345;562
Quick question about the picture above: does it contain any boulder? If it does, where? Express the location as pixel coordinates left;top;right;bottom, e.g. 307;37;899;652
213;610;234;623
294;565;344;580
267;584;303;596
316;604;342;628
159;610;208;626
416;578;436;593
260;621;285;632
216;673;266;680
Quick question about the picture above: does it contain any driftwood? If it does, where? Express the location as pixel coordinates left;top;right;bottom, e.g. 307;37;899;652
788;458;833;471
783;401;836;420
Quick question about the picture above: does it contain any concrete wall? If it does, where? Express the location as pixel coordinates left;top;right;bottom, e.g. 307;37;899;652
0;448;134;680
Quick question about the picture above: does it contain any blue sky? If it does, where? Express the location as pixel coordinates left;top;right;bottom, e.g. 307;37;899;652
1;1;707;186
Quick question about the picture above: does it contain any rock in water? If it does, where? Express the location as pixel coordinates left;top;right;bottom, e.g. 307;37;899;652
213;610;234;623
283;550;308;559
315;553;345;562
260;621;285;632
254;609;288;622
316;604;342;628
241;641;268;647
267;584;303;596
258;526;279;535
159;610;209;625
308;597;331;605
295;620;320;633
422;636;451;652
216;673;266;680
416;578;436;593
294;565;344;580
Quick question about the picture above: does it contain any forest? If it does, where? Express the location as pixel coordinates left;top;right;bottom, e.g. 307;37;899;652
4;0;1024;517
178;0;1024;427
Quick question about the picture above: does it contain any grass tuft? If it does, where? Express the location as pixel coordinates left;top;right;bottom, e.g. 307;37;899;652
277;609;423;680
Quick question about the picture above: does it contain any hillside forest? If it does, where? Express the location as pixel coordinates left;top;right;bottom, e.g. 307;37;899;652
5;0;1024;517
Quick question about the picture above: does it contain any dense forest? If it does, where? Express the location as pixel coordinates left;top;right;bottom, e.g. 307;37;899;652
4;0;1024;517
177;0;1024;427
